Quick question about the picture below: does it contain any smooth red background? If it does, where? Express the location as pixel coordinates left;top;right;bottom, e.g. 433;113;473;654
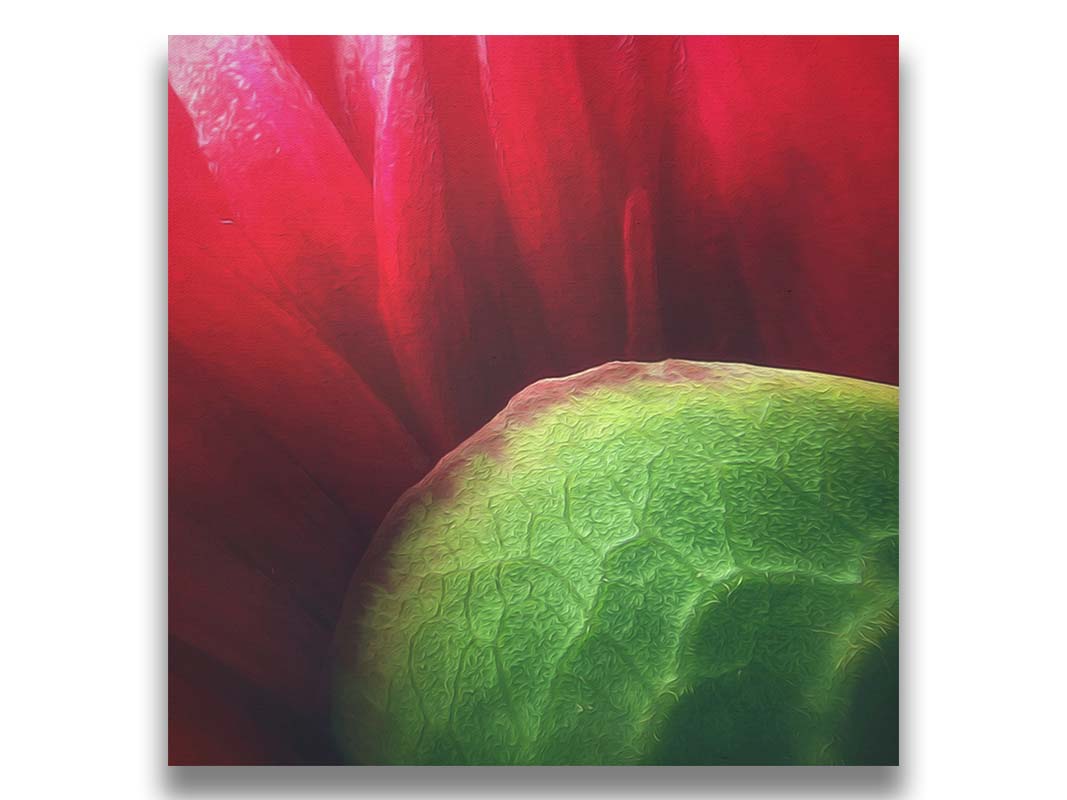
169;35;898;764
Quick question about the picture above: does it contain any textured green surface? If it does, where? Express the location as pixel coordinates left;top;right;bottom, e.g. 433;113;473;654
333;361;899;764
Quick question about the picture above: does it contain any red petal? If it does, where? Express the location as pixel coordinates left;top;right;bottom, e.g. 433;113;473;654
169;36;412;417
421;36;548;396
572;36;674;208
667;36;898;383
169;87;428;761
622;187;664;359
268;35;351;166
477;36;625;376
339;37;480;452
169;636;329;764
572;37;675;361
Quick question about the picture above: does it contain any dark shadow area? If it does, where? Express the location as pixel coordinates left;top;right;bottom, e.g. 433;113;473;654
838;632;899;765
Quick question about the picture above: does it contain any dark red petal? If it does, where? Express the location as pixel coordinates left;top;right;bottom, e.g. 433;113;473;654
169;87;428;761
572;36;676;362
169;636;325;765
572;36;674;207
622;187;664;359
421;36;546;396
654;38;766;365
666;36;898;383
477;36;625;375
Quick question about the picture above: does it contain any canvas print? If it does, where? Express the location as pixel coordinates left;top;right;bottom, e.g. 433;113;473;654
169;35;898;765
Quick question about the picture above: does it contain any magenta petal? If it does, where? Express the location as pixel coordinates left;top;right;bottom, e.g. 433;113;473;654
169;35;412;417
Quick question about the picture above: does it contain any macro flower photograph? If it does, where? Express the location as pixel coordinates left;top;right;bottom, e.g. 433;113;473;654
168;34;898;765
